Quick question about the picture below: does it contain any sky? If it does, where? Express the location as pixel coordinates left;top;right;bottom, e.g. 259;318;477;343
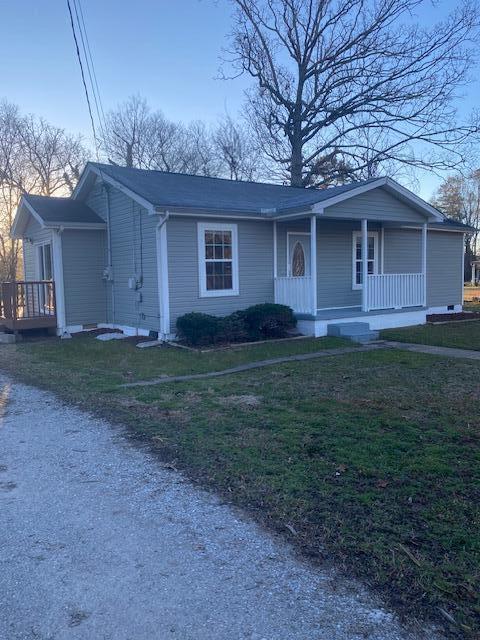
0;0;478;200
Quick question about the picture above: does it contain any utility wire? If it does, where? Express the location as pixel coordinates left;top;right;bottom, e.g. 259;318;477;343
73;0;107;139
66;0;99;157
76;0;106;130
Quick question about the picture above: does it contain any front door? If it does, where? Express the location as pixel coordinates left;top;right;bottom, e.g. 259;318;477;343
288;233;311;277
36;244;54;314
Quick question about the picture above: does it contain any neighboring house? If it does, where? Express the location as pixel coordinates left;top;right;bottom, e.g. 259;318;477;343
7;162;470;338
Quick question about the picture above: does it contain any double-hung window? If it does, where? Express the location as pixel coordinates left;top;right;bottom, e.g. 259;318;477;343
352;231;378;289
197;222;239;297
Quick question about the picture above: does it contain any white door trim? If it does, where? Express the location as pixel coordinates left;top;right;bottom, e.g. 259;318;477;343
286;231;311;277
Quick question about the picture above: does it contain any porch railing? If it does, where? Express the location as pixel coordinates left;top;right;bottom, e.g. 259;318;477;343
0;281;56;329
274;276;312;314
366;273;425;311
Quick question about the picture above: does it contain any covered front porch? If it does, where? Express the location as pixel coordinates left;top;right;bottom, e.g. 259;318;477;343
273;215;428;317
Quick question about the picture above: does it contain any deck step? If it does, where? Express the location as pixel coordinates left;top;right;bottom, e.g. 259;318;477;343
327;322;379;344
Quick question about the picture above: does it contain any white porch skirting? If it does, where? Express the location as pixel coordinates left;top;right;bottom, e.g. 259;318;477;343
297;305;462;338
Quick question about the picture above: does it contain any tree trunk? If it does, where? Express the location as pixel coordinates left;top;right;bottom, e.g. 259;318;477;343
289;134;304;187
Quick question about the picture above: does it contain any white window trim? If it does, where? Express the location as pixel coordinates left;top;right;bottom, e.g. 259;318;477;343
352;231;379;290
197;222;239;298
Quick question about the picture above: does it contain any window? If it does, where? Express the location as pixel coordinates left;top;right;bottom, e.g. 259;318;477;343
291;242;306;277
198;223;239;297
352;231;378;289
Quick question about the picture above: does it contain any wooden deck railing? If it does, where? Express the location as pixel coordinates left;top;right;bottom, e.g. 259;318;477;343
0;281;57;330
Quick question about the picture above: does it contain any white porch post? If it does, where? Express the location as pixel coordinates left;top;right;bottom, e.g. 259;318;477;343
361;218;368;312
421;223;427;307
472;262;476;285
52;229;67;336
310;215;317;315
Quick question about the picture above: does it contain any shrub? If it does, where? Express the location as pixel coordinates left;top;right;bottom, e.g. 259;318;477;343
176;303;296;346
220;312;249;343
238;303;296;339
176;312;222;346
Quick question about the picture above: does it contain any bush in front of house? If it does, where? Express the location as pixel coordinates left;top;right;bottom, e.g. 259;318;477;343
237;303;297;339
176;312;223;346
176;303;297;346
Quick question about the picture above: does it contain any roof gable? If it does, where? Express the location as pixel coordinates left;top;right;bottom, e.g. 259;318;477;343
11;194;105;239
74;162;444;222
74;162;382;216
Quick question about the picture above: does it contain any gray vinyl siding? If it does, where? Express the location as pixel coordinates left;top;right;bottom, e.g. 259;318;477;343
383;228;463;306
61;230;107;326
426;231;463;307
324;188;427;223
22;218;53;280
167;216;274;333
85;179;160;332
383;229;422;273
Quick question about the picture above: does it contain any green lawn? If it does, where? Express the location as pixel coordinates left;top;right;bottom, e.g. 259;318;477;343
8;334;348;392
1;336;479;636
381;320;480;350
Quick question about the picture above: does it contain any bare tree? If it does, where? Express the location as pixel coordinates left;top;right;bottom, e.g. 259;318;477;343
225;0;480;187
431;170;480;278
101;96;220;175
0;100;88;280
213;115;260;180
100;95;153;168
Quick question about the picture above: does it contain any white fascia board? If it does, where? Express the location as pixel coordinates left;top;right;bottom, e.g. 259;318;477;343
401;224;467;234
11;197;46;238
383;177;444;221
45;222;107;230
310;177;444;222
153;209;266;221
272;210;315;221
310;179;387;213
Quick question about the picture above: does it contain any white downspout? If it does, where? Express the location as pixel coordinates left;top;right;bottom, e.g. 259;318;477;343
155;211;170;340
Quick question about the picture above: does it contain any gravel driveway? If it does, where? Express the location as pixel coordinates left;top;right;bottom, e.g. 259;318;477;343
0;374;439;640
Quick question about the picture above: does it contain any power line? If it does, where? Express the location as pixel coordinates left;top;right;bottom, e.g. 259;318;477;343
76;0;106;128
66;0;99;157
73;0;107;138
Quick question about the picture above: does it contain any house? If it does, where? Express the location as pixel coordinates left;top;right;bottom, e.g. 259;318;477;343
7;162;469;339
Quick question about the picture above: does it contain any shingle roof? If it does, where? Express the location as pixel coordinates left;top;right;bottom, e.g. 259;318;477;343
24;194;104;225
435;217;474;232
89;162;379;215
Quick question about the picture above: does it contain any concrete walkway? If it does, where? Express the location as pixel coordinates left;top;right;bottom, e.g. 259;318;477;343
121;343;386;388
384;341;480;360
0;374;439;640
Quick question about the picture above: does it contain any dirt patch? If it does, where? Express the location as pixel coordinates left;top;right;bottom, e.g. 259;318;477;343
220;394;263;409
117;397;188;423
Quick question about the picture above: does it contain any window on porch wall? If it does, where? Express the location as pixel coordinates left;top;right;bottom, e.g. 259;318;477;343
352;232;378;288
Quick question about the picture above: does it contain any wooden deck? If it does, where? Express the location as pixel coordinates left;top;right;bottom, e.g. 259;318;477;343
0;281;57;332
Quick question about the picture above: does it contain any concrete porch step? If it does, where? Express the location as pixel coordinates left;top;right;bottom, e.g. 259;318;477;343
327;322;379;344
0;332;16;344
